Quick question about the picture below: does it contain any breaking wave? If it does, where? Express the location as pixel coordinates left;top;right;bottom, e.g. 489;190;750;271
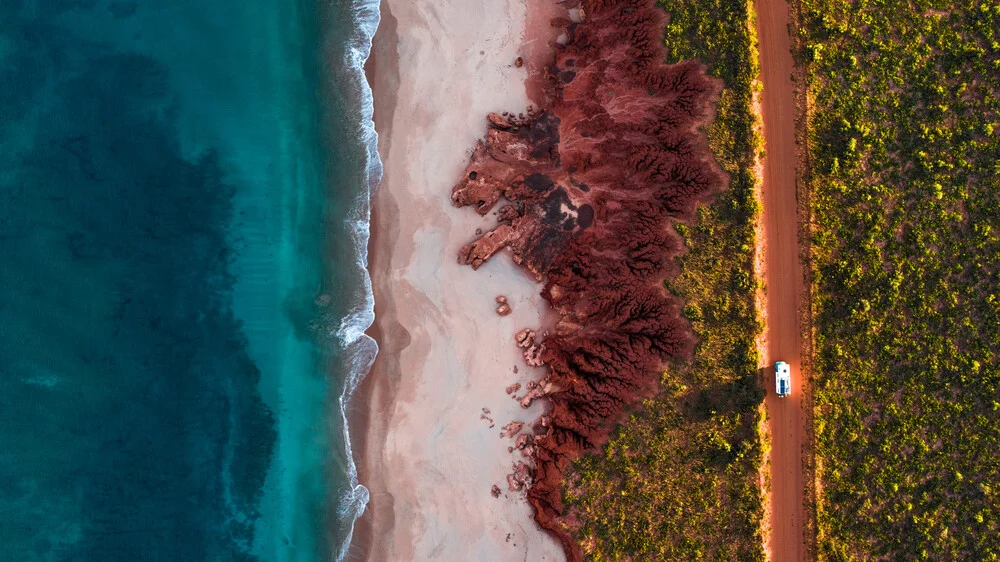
331;0;381;559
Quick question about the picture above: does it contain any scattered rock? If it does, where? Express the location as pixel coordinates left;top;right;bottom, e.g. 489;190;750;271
513;365;519;374
505;382;522;395
488;113;513;131
496;303;512;316
514;328;545;365
496;295;508;304
523;343;545;367
520;379;560;408
515;56;523;68
500;421;525;438
506;473;522;492
520;389;543;408
480;407;494;426
514;433;532;450
491;485;502;498
456;224;515;267
526;380;538;390
515;328;535;348
505;461;534;492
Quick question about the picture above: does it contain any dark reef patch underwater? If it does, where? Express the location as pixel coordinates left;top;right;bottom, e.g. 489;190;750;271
0;0;378;560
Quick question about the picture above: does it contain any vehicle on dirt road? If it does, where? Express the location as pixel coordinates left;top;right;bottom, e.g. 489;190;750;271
775;361;791;397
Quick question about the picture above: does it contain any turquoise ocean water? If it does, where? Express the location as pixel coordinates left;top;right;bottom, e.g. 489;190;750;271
0;0;378;560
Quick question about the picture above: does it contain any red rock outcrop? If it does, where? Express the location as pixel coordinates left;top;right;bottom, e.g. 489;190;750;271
500;421;525;439
507;461;535;492
453;1;725;560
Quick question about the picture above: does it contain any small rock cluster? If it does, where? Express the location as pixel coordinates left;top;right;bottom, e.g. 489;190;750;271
495;295;511;316
506;462;533;492
489;300;560;498
479;407;494;429
499;421;524;439
514;328;545;367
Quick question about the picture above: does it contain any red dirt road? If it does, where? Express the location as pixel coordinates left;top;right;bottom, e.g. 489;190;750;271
755;0;807;560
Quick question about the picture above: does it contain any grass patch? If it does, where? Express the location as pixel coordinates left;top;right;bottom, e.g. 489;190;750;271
800;0;1000;558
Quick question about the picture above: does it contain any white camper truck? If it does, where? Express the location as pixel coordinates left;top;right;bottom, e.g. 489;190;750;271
775;361;791;397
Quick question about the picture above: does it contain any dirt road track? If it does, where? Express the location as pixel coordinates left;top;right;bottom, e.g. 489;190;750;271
755;0;807;559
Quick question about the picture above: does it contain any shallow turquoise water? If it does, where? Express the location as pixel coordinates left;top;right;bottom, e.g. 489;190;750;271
0;0;377;560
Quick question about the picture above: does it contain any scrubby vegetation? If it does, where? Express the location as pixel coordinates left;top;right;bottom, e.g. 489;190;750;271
562;1;767;559
800;0;1000;558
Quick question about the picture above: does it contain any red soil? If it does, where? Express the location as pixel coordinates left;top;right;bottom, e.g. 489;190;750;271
451;1;725;559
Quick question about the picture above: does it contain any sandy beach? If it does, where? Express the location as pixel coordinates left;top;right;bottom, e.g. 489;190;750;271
350;0;564;559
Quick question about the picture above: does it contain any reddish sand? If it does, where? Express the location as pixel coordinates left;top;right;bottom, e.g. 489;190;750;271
450;1;727;559
756;0;807;558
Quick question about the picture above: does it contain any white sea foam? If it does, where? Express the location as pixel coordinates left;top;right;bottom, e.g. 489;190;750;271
332;0;381;559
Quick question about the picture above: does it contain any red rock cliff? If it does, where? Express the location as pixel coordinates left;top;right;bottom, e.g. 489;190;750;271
451;1;726;559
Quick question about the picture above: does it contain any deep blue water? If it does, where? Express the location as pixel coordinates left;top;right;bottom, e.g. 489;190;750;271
0;0;378;560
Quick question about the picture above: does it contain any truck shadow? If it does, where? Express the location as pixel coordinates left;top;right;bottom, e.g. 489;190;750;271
683;371;767;424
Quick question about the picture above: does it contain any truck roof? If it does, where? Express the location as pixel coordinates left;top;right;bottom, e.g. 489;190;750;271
775;361;791;396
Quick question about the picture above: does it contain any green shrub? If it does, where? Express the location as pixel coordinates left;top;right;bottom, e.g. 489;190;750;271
564;1;766;559
803;0;1000;558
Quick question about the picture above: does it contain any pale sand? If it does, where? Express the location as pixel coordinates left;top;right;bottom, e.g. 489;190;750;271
354;0;564;559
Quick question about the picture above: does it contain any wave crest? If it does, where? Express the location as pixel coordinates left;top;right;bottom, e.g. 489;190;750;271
332;0;381;559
